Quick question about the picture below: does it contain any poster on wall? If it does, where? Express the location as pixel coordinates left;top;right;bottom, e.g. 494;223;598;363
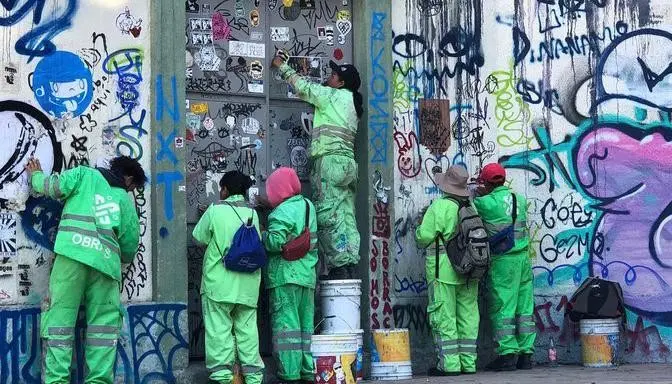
286;56;323;98
0;213;17;258
418;99;451;156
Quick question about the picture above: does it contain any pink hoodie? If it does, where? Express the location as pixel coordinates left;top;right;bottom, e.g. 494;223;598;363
266;167;301;208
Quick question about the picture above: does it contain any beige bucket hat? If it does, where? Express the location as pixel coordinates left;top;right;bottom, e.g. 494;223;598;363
434;166;470;197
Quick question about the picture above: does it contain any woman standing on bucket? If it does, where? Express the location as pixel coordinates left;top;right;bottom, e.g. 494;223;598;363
271;53;363;280
262;167;318;384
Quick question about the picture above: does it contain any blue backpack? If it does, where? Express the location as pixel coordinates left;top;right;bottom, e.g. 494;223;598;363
220;202;267;273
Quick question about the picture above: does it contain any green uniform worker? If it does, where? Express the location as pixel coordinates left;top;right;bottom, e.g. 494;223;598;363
473;163;536;371
272;54;363;279
415;166;479;376
262;167;318;383
192;171;265;384
26;156;145;384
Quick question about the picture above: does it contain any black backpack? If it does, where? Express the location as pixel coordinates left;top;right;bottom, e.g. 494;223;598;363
565;277;626;324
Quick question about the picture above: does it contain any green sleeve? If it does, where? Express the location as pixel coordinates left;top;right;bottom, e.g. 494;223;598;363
118;196;140;263
415;200;458;248
279;63;332;109
263;207;292;254
416;201;439;248
192;207;212;246
30;167;83;200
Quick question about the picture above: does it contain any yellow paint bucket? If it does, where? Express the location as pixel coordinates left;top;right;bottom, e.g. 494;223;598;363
372;329;411;363
580;319;621;367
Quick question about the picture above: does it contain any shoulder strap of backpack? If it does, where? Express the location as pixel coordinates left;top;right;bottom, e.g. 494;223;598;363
304;198;310;230
435;232;446;279
226;201;253;227
511;193;517;226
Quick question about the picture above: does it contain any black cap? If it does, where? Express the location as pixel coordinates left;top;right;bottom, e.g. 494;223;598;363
329;60;361;91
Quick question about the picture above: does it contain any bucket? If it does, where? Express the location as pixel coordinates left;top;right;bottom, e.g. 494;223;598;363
319;280;362;333
370;362;413;381
312;334;359;384
371;329;411;362
332;330;364;381
580;318;621;367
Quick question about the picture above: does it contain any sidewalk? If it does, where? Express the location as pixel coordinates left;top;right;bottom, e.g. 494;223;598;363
177;362;672;383
373;364;672;384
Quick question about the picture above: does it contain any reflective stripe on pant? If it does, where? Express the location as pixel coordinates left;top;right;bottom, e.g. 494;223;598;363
488;251;537;355
41;255;121;384
311;155;360;271
428;280;479;373
202;296;264;384
271;284;315;381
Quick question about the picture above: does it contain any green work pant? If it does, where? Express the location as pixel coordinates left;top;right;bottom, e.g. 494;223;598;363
41;255;121;384
270;284;314;381
311;155;360;271
488;252;536;355
202;296;264;384
428;280;479;373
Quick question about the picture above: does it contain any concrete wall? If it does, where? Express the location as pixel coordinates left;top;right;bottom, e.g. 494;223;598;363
0;0;188;382
389;0;672;370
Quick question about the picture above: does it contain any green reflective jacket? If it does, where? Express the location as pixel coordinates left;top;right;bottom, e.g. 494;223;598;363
415;198;466;285
192;195;261;307
30;167;140;281
279;63;358;159
474;186;530;255
263;195;318;290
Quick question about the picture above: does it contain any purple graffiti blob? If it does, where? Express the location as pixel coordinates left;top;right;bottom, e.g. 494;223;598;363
574;125;672;315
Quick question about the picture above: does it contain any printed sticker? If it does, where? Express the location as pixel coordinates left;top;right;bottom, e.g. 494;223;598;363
251;31;264;41
337;10;351;21
249;60;263;80
250;9;260;27
175;136;185;148
229;41;265;58
212;12;232;41
191;103;209;114
0;62;20;93
203;117;216;131
270;26;290;41
337;20;352;45
241;117;260;135
325;25;334;46
248;80;264;93
317;26;327;40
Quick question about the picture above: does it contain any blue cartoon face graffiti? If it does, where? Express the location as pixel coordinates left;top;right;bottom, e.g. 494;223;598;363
32;51;94;118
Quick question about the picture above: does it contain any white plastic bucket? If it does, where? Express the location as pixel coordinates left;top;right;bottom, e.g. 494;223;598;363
579;318;621;367
331;330;364;381
319;279;362;333
312;334;359;384
370;362;413;381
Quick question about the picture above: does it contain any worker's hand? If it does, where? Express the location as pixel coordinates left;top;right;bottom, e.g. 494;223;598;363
271;55;285;68
25;157;42;176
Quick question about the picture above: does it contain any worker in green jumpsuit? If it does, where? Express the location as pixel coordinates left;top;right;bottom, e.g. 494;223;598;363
25;156;145;384
473;163;536;371
192;171;265;384
262;167;318;384
415;166;479;376
271;54;363;279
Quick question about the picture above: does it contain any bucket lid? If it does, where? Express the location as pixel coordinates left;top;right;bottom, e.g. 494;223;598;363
319;279;363;286
329;329;364;335
373;328;409;334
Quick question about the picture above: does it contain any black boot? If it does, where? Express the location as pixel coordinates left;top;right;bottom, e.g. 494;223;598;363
517;354;533;370
428;367;460;376
486;354;517;371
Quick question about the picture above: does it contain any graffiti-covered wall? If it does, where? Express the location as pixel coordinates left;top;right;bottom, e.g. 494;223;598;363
0;1;189;383
391;0;672;367
0;0;152;305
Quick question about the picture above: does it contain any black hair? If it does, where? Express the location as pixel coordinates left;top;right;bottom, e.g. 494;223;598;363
110;156;147;186
352;90;363;118
219;171;254;196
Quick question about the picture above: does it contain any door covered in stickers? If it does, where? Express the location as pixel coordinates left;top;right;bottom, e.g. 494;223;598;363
185;0;355;359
